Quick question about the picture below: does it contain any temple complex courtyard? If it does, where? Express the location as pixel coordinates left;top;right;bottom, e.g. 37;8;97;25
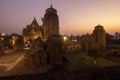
65;53;120;70
0;49;120;77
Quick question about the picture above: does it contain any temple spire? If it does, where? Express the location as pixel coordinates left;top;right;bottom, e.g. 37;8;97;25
34;17;36;20
31;17;39;26
50;0;53;8
50;4;53;8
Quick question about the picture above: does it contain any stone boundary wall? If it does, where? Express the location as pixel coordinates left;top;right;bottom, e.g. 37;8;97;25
0;66;120;80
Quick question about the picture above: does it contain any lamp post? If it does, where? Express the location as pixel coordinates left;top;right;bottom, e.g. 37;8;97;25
1;37;4;56
1;33;5;50
63;36;68;53
12;36;15;47
63;36;67;42
0;33;5;57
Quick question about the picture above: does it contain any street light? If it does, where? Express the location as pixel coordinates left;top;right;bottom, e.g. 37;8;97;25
1;38;4;41
63;36;67;42
12;36;15;39
63;36;68;53
0;37;4;56
12;36;15;46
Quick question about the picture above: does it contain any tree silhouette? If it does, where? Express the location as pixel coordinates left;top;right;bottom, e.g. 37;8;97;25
15;36;24;51
47;35;64;64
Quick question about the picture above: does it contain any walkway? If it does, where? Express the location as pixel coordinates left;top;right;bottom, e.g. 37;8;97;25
0;55;24;71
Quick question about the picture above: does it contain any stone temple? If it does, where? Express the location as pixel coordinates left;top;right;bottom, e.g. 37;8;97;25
23;5;59;43
92;24;106;49
42;5;59;41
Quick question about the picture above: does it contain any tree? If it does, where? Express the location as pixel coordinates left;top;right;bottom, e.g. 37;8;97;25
15;36;24;51
88;49;101;64
47;35;64;64
106;33;113;44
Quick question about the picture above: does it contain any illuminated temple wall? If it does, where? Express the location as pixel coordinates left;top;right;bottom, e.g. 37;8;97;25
23;17;43;43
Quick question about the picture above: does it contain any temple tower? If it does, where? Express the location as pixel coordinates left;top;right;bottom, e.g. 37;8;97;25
92;24;106;49
42;5;59;41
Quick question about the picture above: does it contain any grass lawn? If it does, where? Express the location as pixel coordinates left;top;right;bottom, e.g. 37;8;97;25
65;53;120;70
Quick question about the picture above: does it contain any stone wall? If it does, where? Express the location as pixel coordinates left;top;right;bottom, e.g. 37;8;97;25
1;66;120;80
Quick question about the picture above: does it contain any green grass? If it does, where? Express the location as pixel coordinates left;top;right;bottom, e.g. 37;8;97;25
43;64;52;71
95;58;120;67
65;53;120;70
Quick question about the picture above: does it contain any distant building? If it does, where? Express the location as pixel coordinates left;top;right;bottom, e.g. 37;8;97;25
23;5;59;43
112;32;120;40
80;24;106;52
80;33;98;52
63;36;81;53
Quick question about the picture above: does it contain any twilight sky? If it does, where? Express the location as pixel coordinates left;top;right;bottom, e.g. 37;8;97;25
0;0;120;35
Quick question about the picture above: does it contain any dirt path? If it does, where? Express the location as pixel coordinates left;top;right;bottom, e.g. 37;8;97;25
0;55;24;71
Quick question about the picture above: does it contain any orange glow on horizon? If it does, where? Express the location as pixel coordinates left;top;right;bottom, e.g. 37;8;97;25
60;23;120;35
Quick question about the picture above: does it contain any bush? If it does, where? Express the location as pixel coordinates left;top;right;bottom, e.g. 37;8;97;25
88;49;101;58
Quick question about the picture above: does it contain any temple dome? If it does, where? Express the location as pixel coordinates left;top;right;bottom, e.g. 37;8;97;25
43;5;59;41
95;24;104;30
46;5;57;14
